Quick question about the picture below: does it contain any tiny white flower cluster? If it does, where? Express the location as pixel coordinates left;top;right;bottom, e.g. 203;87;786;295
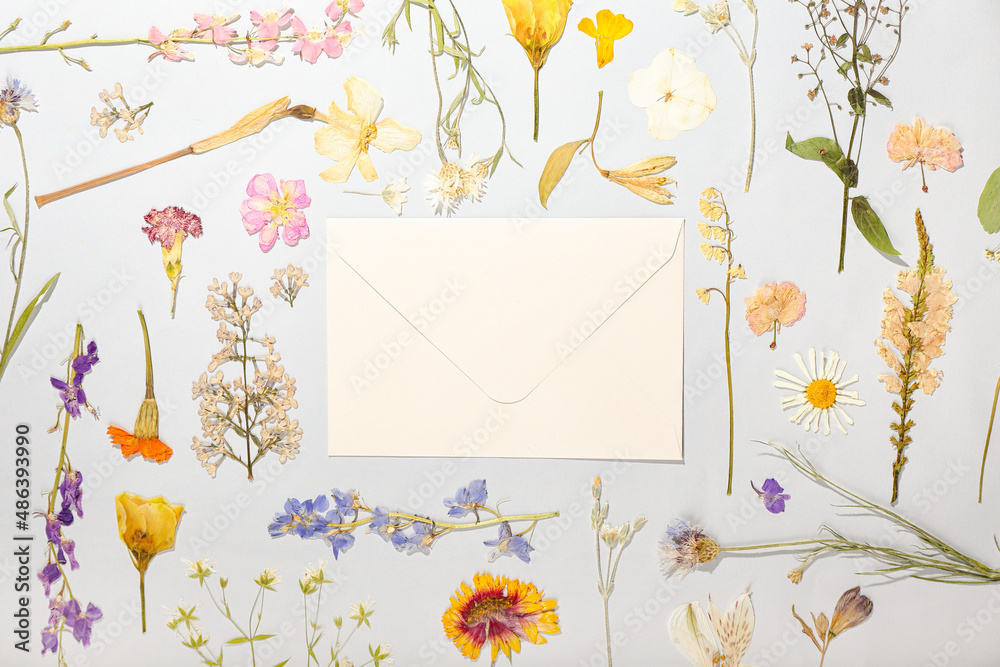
269;264;309;307
425;154;489;216
191;273;302;479
90;83;152;142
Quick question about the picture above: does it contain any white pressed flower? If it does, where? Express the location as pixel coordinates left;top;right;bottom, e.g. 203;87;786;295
774;348;866;435
669;592;756;667
628;49;717;141
382;177;409;216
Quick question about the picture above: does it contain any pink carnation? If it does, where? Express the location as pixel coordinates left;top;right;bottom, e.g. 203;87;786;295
745;282;806;348
240;174;311;252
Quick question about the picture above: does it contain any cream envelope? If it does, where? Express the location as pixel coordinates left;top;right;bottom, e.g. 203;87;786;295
327;218;684;460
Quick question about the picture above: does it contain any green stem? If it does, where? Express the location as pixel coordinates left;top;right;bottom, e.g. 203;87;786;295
723;213;734;495
532;66;540;142
979;371;1000;503
139;566;146;633
720;539;829;552
137;310;153;399
744;61;756;192
2;122;30;369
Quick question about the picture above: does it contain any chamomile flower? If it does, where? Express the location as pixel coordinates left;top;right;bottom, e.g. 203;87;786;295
774;348;865;436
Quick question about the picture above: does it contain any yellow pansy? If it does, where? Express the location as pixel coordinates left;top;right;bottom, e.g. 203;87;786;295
578;10;633;68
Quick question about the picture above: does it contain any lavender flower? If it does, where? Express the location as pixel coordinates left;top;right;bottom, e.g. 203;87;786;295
41;597;67;655
484;521;533;563
323;529;356;559
63;599;103;646
367;507;408;551
50;376;86;418
60;470;84;518
752;478;790;514
403;520;436;556
443;479;488;518
72;341;99;375
38;563;61;596
332;487;360;512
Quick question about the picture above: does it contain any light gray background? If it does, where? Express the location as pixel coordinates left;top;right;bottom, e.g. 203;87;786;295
1;1;998;665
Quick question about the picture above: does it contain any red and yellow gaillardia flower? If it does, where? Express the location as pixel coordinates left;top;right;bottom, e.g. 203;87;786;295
443;572;559;663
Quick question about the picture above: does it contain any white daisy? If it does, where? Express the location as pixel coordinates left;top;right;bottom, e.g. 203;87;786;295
774;348;865;435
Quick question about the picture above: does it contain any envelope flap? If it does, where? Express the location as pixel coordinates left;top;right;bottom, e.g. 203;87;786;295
330;218;683;403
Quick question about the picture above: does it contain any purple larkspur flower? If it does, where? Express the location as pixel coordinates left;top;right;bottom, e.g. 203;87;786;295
142;206;203;250
45;509;73;544
60;470;84;518
483;521;534;563
402;519;436;556
50;376;86;419
59;537;78;570
63;599;102;646
41;597;67;655
752;478;791;514
38;563;61;596
443;479;487;518
323;529;356;559
367;507;407;551
71;341;99;376
331;487;360;512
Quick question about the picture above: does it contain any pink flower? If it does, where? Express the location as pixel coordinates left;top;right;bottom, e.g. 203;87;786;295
745;282;806;348
148;27;194;62
250;6;294;39
291;17;346;63
193;13;240;45
229;40;284;66
887;117;963;192
142;206;203;249
240;174;311;252
326;0;365;22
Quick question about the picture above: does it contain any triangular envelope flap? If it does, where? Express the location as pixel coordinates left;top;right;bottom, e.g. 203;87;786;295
330;218;682;403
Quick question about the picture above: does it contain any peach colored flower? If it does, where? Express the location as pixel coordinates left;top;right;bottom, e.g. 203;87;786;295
887;117;963;192
148;27;194;62
745;282;806;348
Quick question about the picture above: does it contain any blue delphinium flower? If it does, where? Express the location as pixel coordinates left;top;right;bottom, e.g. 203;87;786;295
752;478;791;514
484;521;534;563
332;487;360;512
368;507;408;551
268;495;329;538
403;519;436;555
443;479;488;518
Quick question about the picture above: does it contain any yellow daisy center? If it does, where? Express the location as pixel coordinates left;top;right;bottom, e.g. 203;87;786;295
466;596;513;626
360;125;378;152
805;378;838;409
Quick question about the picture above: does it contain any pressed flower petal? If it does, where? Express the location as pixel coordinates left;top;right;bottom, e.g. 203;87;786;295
372;118;423;153
344;76;383;124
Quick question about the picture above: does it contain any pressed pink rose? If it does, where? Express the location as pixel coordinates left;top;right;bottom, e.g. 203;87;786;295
148;27;194;62
290;17;345;63
745;282;806;348
326;0;365;22
887;117;963;192
249;7;294;39
193;13;240;45
240;174;311;252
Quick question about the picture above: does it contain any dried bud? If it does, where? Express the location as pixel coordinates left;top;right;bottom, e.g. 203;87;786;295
828;586;873;637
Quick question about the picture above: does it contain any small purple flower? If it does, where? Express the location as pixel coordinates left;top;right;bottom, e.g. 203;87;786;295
323;529;356;559
38;563;62;596
268;495;328;538
367;507;407;551
50;376;86;419
752;478;791;514
483;521;533;563
443;479;488;518
0;77;38;125
331;488;360;512
41;597;67;655
60;470;84;518
71;341;99;376
402;520;436;556
45;510;73;544
60;537;79;570
63;599;103;646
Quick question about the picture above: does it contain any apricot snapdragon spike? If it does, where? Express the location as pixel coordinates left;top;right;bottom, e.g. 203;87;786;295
874;210;956;504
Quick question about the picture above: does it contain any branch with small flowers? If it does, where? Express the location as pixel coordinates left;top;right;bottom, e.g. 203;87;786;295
874;210;955;504
269;481;558;563
37;325;102;661
269;265;309;308
675;0;759;192
170;560;395;667
659;443;1000;586
383;0;516;215
785;0;908;272
694;188;745;495
591;476;645;667
539;91;677;208
90;83;152;142
0;5;359;71
191;273;302;481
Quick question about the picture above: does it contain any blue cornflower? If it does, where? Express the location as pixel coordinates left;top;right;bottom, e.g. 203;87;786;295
752;478;791;514
443;479;488;518
483;521;534;563
0;77;38;126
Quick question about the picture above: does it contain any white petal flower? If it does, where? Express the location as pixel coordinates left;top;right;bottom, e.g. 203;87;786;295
707;592;755;666
774;348;866;436
670;592;758;667
628;49;717;141
669;602;721;667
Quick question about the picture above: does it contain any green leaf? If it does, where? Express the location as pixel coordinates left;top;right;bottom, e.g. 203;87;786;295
538;138;589;209
857;43;873;63
848;86;866;115
785;133;858;186
273;661;289;667
0;272;59;382
836;32;850;47
851;196;900;255
251;634;276;641
836;157;859;188
226;637;251;645
978;166;1000;233
837;61;852;78
868;89;892;109
3;183;17;232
